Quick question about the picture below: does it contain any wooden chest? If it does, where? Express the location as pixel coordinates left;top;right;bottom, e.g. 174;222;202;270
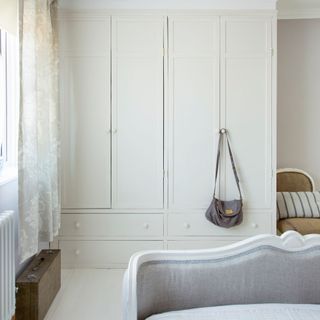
16;250;61;320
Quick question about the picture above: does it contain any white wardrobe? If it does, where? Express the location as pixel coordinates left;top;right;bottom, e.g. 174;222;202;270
57;7;277;268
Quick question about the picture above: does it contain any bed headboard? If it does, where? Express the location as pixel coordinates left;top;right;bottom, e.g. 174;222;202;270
123;231;320;320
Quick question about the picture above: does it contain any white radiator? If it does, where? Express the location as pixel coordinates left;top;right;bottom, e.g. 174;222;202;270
0;211;15;320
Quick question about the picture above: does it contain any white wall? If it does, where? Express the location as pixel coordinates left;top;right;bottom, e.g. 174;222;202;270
278;19;320;189
0;0;24;275
0;0;18;35
0;179;22;273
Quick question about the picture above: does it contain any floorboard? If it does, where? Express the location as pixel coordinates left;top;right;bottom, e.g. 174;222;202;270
45;269;125;320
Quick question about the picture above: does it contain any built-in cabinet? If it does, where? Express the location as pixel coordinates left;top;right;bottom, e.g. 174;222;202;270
58;11;276;268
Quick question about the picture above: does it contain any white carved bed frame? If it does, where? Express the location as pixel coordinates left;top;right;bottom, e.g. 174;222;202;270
123;231;320;320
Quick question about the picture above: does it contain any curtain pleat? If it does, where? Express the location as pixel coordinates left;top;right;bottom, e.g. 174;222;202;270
19;0;60;262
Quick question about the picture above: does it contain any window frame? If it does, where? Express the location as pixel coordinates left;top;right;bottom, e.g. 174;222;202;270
0;28;18;170
0;29;7;165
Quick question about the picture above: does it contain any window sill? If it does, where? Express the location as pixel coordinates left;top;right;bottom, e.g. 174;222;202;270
0;166;18;187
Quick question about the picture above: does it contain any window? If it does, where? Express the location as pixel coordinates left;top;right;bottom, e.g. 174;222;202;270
0;29;18;173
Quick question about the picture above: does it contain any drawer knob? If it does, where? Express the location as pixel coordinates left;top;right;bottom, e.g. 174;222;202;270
251;223;258;229
143;223;150;230
75;249;80;256
75;222;81;229
184;223;191;229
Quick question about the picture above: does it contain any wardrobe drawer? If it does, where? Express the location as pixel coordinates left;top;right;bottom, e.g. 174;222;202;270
59;240;163;268
168;240;236;250
168;213;271;236
60;214;163;237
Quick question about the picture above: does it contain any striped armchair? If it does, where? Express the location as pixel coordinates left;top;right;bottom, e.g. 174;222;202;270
277;168;320;235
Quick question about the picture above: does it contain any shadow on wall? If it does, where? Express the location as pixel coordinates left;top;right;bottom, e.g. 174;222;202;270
277;18;320;189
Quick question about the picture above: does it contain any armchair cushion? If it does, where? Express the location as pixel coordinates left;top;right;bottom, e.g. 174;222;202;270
278;218;320;235
277;192;320;219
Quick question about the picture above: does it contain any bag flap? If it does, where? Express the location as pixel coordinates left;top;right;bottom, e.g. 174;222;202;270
214;198;242;217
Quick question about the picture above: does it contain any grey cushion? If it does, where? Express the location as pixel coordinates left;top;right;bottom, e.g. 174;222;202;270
137;246;320;320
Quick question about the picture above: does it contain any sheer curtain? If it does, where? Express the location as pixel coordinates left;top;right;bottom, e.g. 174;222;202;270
19;0;60;262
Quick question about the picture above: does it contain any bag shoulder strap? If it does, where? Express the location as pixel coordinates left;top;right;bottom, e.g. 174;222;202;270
213;129;242;199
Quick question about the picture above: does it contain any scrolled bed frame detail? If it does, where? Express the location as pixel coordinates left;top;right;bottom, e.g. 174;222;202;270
123;231;320;320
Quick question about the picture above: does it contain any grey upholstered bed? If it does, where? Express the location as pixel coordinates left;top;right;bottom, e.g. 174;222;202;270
123;231;320;320
146;304;320;320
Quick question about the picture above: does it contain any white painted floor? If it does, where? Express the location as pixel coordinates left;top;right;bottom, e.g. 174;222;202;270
45;269;125;320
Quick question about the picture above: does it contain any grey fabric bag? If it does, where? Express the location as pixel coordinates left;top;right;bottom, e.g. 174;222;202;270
205;129;243;228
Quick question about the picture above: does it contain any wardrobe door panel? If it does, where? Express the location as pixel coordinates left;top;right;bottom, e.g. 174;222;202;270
115;20;163;54
221;17;272;209
60;17;111;209
225;20;268;54
169;17;219;210
172;19;219;55
112;17;164;209
60;19;109;55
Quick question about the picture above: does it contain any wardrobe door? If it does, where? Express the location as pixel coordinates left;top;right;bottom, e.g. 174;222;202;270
112;16;164;209
221;17;273;210
168;16;220;210
60;16;111;209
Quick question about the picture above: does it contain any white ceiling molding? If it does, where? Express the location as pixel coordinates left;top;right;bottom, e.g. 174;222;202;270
278;0;320;19
278;9;320;19
59;0;277;10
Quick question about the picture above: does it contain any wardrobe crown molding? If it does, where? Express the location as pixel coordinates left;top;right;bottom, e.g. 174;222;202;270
58;0;278;10
57;9;278;19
